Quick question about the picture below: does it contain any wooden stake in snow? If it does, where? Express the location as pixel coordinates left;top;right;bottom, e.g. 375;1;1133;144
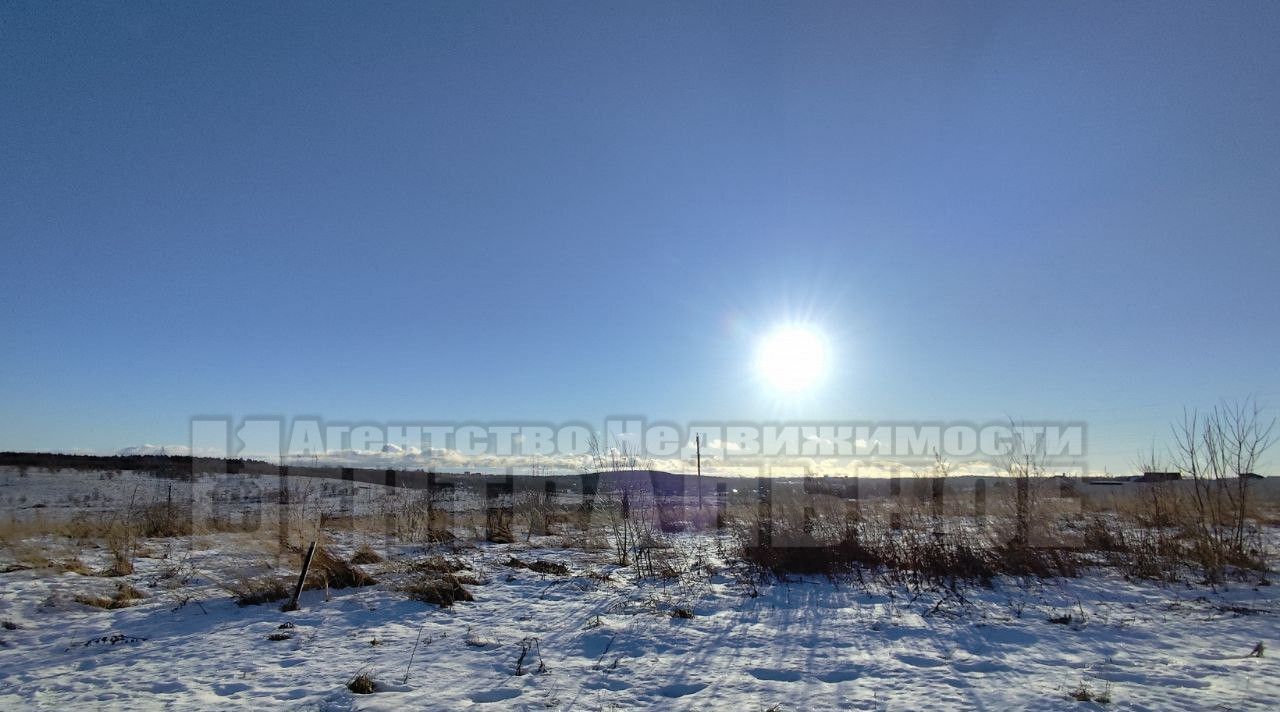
282;540;316;612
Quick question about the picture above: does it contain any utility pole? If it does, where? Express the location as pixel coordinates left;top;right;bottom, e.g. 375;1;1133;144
696;434;702;510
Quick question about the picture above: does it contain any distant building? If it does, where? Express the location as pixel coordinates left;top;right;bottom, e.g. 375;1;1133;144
1138;471;1182;483
1239;472;1265;480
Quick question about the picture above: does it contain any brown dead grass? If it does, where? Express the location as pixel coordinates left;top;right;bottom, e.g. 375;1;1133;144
229;577;290;607
410;554;468;574
76;582;147;610
398;573;474;607
503;556;569;576
349;544;384;565
304;546;376;590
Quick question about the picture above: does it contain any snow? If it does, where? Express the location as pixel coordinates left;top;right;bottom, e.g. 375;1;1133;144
0;468;1277;710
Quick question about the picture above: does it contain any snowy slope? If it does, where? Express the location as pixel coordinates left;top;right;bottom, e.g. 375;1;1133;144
0;468;1277;710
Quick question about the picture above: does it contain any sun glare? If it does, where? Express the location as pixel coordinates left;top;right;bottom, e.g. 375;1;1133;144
755;324;830;395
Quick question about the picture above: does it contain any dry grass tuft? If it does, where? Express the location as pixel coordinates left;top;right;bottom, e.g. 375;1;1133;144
54;558;94;576
347;671;376;694
423;528;457;543
503;556;569;576
410;554;468;574
230;577;290;607
304;546;377;591
398;574;474;607
100;551;135;577
4;543;94;575
349;544;384;565
76;582;146;610
137;502;193;538
1066;681;1111;703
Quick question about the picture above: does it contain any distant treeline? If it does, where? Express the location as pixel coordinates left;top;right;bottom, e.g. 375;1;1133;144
1;451;284;477
4;451;1140;499
0;451;729;495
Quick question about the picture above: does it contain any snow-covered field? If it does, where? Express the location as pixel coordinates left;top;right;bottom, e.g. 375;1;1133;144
0;468;1277;710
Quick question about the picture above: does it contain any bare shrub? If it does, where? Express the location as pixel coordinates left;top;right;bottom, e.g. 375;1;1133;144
996;421;1049;548
518;490;554;540
733;484;1087;587
1080;515;1125;553
741;526;1002;586
137;502;192;538
990;540;1079;579
514;636;546;675
598;486;640;566
1119;532;1181;582
1067;681;1111;704
101;536;135;577
1172;398;1276;582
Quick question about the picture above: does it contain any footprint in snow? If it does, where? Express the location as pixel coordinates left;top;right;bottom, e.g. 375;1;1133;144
657;681;707;698
895;653;947;668
817;669;860;683
471;688;521;703
583;677;631;691
211;682;251;696
951;659;1011;674
748;668;802;682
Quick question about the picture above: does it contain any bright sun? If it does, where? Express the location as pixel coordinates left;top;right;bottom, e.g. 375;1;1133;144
755;324;830;395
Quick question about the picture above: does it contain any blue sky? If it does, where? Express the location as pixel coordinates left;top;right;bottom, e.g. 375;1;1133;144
2;2;1278;473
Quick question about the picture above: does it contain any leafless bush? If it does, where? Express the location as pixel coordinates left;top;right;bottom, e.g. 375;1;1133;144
740;523;1003;586
586;432;645;472
100;549;135;577
996;420;1049;548
598;486;640;566
514;636;546;675
137;501;193;538
1066;681;1111;704
1173;398;1276;582
731;482;1085;587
